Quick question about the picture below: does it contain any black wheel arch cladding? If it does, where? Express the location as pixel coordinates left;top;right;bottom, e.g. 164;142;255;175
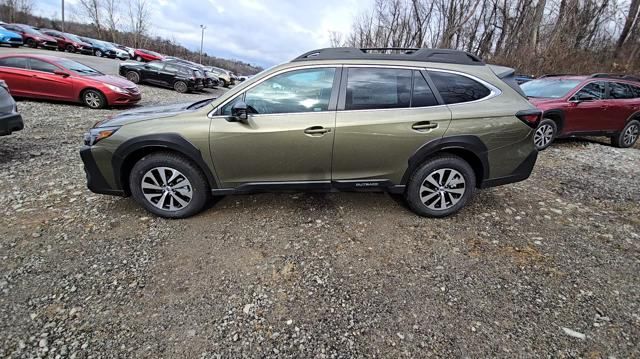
112;133;218;193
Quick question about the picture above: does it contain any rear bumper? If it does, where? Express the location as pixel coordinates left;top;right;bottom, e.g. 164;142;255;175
0;111;23;136
80;146;125;196
480;150;538;188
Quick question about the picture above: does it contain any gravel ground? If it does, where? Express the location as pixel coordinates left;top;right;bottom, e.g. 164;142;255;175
1;83;639;358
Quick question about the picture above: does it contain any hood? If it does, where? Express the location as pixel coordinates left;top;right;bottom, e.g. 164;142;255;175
36;33;57;42
0;28;20;38
85;74;136;88
96;100;213;128
528;97;566;107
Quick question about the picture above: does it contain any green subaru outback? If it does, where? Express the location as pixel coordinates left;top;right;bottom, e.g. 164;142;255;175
80;47;540;219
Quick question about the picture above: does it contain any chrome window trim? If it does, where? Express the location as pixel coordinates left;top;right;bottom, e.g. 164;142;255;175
208;64;341;118
425;68;501;106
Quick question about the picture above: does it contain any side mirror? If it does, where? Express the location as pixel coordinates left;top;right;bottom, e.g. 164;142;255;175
230;101;249;123
571;93;596;103
53;70;69;77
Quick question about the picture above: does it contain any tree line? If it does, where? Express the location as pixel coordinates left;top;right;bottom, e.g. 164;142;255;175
331;0;640;76
0;0;262;75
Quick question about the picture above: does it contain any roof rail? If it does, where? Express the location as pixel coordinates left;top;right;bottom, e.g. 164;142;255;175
292;47;484;66
591;73;640;82
538;74;576;78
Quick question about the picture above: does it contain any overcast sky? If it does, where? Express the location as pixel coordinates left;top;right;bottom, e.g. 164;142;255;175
35;0;372;68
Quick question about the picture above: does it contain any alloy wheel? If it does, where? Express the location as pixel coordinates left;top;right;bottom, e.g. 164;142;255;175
174;81;188;93
419;168;466;211
84;91;102;108
141;167;193;211
624;123;639;146
126;71;140;83
534;124;554;149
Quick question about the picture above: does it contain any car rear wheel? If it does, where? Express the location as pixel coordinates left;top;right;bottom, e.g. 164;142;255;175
26;38;36;48
82;89;107;109
404;155;476;218
129;152;210;219
126;71;141;84
95;49;103;57
66;45;75;53
534;119;557;151
173;81;188;93
612;120;640;148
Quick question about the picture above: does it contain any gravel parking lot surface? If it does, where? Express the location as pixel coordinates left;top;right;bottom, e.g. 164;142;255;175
1;51;639;358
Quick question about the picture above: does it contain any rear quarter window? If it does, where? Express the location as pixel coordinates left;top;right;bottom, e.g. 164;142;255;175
428;71;491;104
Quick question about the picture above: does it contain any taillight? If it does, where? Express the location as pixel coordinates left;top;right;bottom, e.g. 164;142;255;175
516;110;542;128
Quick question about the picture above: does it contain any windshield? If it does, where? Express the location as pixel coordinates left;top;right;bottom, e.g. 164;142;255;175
64;33;83;43
56;59;103;76
521;79;582;98
22;26;42;35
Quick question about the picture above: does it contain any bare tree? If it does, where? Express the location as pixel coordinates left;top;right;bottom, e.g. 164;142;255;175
104;0;120;42
77;0;103;37
2;0;33;22
127;0;150;48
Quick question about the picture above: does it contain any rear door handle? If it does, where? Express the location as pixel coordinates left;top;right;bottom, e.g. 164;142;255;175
304;126;331;135
412;122;438;131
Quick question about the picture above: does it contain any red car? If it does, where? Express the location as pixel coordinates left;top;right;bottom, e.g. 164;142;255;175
522;74;640;149
2;23;58;49
133;49;164;62
0;54;141;109
40;29;94;54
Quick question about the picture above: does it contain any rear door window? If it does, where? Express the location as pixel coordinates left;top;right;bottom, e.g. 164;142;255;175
0;57;28;69
428;71;491;104
345;68;412;110
412;71;438;107
608;82;635;99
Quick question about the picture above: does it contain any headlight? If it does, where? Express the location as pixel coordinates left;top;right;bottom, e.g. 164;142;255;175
105;83;128;94
84;126;120;146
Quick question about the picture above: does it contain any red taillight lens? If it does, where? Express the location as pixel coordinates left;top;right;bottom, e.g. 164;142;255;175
516;110;542;128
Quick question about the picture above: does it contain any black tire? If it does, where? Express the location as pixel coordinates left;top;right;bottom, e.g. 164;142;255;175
129;152;210;219
126;71;141;84
82;89;107;109
173;80;188;93
95;49;103;57
26;38;36;48
611;119;640;148
10;44;20;48
404;155;476;218
66;44;76;53
534;118;557;151
219;79;228;88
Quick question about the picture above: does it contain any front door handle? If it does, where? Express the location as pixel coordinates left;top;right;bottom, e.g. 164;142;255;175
412;122;438;131
304;126;331;135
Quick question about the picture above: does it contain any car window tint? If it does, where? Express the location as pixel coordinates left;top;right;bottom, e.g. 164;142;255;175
345;68;411;110
428;71;491;104
609;82;634;99
412;71;438;107
630;85;640;98
164;64;179;73
245;67;335;114
575;82;605;100
0;57;28;69
29;59;58;73
146;62;164;70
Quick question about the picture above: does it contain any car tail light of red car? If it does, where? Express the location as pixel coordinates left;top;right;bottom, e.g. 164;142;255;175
516;110;542;128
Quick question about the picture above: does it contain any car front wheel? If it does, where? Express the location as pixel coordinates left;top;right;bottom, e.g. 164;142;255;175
129;152;210;218
95;49;103;57
534;119;557;151
126;71;141;84
82;89;107;109
404;155;476;218
612;120;640;148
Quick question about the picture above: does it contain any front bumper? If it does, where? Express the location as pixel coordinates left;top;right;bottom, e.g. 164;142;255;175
0;38;23;46
0;111;23;136
80;146;125;196
40;40;58;49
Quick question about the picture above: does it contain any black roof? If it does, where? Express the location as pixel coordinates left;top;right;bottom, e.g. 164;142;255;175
292;47;484;66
